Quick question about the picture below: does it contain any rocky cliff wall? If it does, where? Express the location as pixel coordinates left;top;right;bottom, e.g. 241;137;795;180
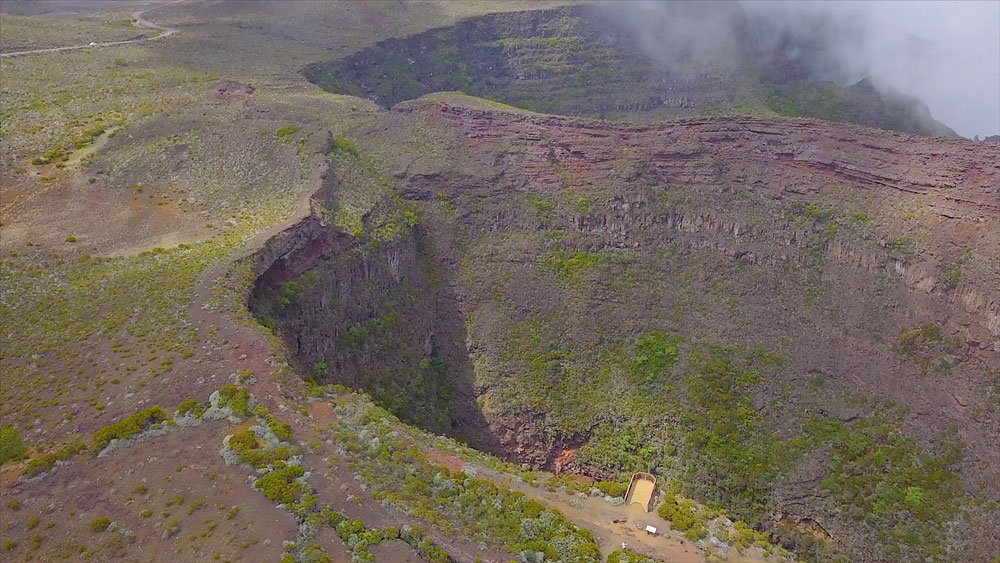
304;5;957;135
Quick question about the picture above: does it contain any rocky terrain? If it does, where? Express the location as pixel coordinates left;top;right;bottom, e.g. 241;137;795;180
1;2;997;563
304;3;957;136
250;96;999;561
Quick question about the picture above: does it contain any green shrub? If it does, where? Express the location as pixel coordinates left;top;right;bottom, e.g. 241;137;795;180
657;492;705;539
630;330;682;386
335;517;364;540
274;281;302;310
254;461;304;505
21;436;86;478
89;516;111;532
333;136;359;157
254;404;292;440
177;398;206;418
228;429;259;452
91;406;171;452
0;425;27;464
227;426;297;468
216;386;252;417
543;249;602;284
594;481;627;498
301;543;332;563
274;125;301;141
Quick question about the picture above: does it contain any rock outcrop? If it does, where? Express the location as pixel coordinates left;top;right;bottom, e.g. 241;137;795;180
304;4;957;136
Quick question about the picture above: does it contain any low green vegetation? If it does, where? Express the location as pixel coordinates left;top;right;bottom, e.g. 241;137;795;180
329;394;602;561
88;516;111;533
332;135;359;157
682;345;793;521
606;549;659;563
274;125;301;141
176;398;207;418
21;436;86;478
254;461;305;505
227;426;298;470
657;492;709;541
302;508;450;563
630;330;682;388
90;405;171;452
896;323;960;372
215;385;252;417
254;403;292;440
593;480;627;498
0;425;28;464
542;249;604;285
802;415;964;560
727;520;773;553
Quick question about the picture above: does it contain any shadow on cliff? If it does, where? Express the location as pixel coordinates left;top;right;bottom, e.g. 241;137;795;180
246;205;503;455
417;230;505;454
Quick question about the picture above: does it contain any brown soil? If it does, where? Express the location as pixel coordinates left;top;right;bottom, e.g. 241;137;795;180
426;451;465;473
308;401;337;425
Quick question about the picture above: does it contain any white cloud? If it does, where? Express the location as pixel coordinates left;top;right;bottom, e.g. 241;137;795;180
742;0;1000;138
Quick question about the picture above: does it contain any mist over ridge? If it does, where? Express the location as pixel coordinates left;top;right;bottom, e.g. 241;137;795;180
612;0;1000;138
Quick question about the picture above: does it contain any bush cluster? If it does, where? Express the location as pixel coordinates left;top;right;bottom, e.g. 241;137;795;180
332;399;602;561
216;385;252;417
254;404;292;440
0;425;27;464
21;436;87;478
606;549;657;563
310;508;448;563
176;398;207;418
91;406;171;452
254;460;304;505
594;480;627;498
657;492;707;541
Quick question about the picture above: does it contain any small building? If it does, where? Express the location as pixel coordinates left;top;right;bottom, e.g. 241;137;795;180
645;525;658;536
624;472;656;512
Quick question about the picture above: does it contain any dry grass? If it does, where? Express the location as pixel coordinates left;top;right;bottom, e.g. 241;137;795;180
0;10;140;52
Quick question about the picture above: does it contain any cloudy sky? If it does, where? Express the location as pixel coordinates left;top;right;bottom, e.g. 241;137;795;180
742;0;1000;138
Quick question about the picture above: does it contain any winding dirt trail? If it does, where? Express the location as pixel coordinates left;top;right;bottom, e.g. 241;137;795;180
0;0;185;59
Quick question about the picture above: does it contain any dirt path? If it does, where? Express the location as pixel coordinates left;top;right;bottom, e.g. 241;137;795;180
0;0;185;59
514;481;701;561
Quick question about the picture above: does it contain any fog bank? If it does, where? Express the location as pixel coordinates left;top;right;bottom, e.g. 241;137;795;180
742;0;1000;138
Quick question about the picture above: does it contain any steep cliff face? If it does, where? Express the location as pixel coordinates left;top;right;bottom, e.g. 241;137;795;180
247;178;493;445
303;4;956;136
248;100;999;561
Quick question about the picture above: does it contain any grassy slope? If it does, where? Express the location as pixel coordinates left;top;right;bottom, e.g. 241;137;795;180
0;10;141;52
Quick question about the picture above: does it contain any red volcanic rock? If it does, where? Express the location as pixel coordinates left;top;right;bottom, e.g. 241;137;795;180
403;101;999;221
